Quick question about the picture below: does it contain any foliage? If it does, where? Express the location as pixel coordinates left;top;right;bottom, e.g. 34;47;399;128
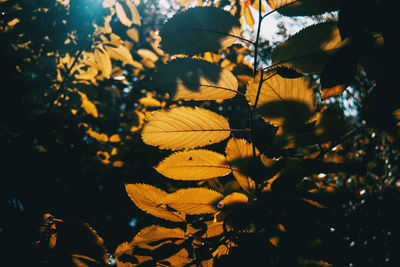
1;0;398;266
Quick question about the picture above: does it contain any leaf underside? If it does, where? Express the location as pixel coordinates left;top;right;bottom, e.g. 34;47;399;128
141;106;231;150
160;6;242;55
155;149;231;180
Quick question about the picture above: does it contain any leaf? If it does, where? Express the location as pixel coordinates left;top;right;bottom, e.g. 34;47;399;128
246;70;315;134
141;107;230;150
155;149;231;180
163;188;223;214
131;225;186;247
173;0;196;6
218;192;248;207
104;43;140;67
267;0;339;17
153;58;238;101
94;45;112;79
271;21;345;73
115;0;141;27
115;242;150;267
78;91;99;118
320;41;360;99
225;138;256;193
125;184;185;222
160;6;242;54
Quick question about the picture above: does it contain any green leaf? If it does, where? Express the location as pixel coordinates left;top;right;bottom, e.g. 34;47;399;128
163;188;223;214
141;107;231;150
153;58;238;101
155;149;231;180
267;0;339;17
125;184;185;222
271;21;345;73
160;6;242;55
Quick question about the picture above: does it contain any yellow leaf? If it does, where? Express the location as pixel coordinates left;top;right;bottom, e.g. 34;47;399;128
139;94;162;107
155;149;231;180
114;242;137;267
88;129;109;142
131;225;185;247
225;138;256;193
126;28;139;42
109;134;121;143
153;58;238;101
173;0;196;6
163;188;223;214
94;45;112;78
78;91;99;118
217;192;248;207
125;184;185;222
246;70;315;134
112;161;124;167
243;6;254;29
115;0;141;27
141;107;230;150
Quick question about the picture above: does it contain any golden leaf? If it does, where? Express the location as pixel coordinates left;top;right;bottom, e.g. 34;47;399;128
155;149;230;180
246;70;315;134
94;45;112;79
77;91;99;118
218;192;248;207
225;137;256;193
125;184;185;222
163;188;223;214
131;225;185;247
115;0;141;27
141;107;230;150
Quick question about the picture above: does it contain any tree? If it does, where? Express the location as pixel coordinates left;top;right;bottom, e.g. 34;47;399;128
1;0;398;266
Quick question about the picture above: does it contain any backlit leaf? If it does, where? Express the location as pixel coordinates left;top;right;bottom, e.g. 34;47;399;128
115;0;141;27
246;71;315;133
153;58;238;101
271;21;345;73
160;6;241;54
155;149;231;180
125;184;185;222
267;0;339;17
218;192;248;207
78;91;99;118
131;225;185;247
141;107;230;150
94;45;112;79
163;188;223;214
225;138;256;193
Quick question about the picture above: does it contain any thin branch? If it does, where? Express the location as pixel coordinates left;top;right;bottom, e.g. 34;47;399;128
314;123;367;160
